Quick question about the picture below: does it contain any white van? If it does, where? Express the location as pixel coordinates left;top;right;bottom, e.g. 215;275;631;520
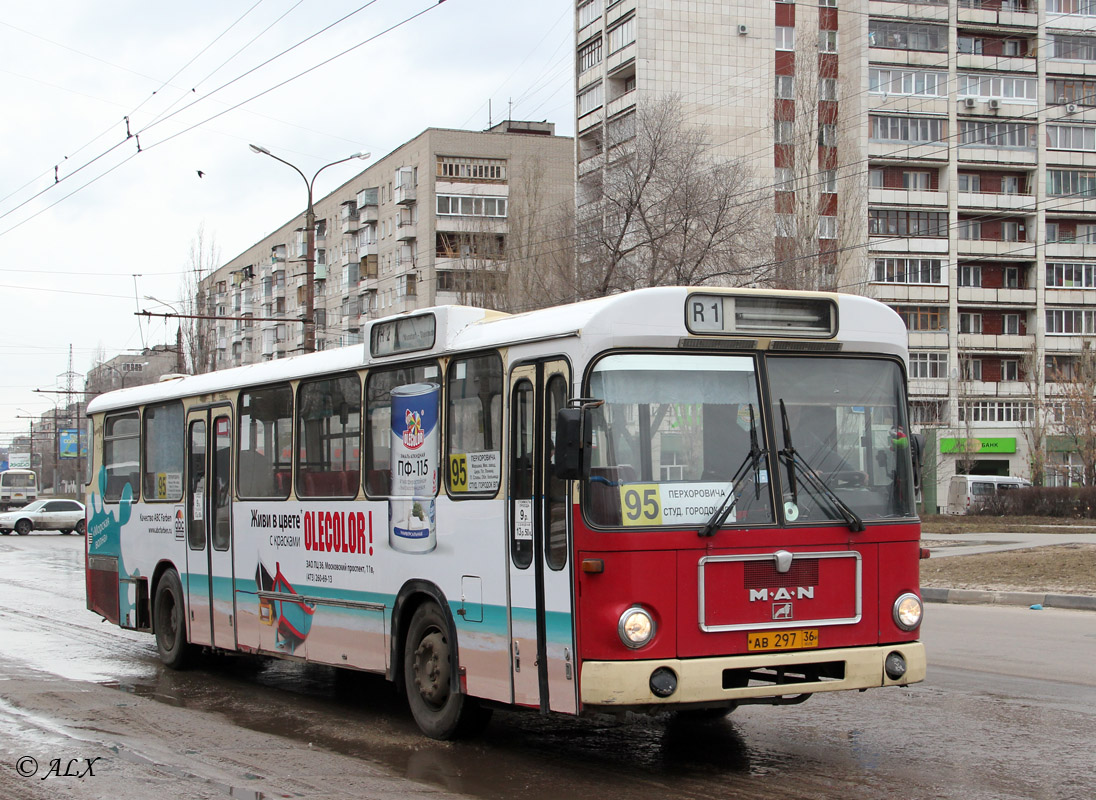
0;469;38;511
946;474;1031;515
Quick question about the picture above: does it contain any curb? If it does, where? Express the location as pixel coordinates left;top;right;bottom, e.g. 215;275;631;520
923;587;1096;611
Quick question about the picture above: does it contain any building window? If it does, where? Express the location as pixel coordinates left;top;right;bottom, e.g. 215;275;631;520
1047;262;1096;288
820;170;837;193
607;16;635;53
958;265;982;287
959;312;983;334
902;171;931;190
1002;175;1021;194
776;214;797;238
869;169;884;188
957;36;984;55
870;115;947;144
437;156;507;182
869;209;948;237
819;123;837;146
1003;221;1022;241
775;75;795;99
868;20;947;52
578;0;602;28
910;352;948;379
1004;314;1021;335
894;305;948;331
1047;169;1096;197
959;120;1036;148
578;82;603;116
1051;34;1096;61
1047;307;1096;334
775;167;795;191
947;215;979;243
436;194;508;218
1049;78;1096;106
961;359;983;381
958;173;981;193
910;400;946;426
578;36;603;72
817;216;837;239
776;26;795;51
869;68;946;97
819;30;838;53
874;258;944;285
774;120;795;143
1048;124;1096;152
1004;267;1020;288
957;73;1037;103
959;401;1033;423
820;78;838;101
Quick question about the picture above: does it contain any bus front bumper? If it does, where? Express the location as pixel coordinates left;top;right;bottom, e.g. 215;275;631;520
580;643;926;707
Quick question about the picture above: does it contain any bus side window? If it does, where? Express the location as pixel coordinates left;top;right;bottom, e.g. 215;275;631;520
238;385;293;500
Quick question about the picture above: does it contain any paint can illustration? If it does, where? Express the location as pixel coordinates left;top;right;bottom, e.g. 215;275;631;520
390;382;439;497
389;382;439;553
389;497;437;553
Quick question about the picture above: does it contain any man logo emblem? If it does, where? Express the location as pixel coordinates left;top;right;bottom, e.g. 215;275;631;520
773;602;793;620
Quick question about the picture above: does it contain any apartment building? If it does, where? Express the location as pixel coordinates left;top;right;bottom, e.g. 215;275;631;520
575;0;1096;508
201;122;572;368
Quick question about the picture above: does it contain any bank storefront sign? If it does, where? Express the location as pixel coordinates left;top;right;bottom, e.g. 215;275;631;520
940;437;1017;455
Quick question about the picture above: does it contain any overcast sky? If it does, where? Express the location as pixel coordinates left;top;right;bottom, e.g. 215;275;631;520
0;0;574;448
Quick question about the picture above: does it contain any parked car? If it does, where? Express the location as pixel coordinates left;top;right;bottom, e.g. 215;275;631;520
0;499;86;535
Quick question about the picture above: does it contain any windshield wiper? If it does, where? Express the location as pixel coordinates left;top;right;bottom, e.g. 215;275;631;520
699;404;766;537
777;399;865;533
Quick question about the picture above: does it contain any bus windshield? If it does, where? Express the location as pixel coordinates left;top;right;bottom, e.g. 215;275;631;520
1;472;36;489
768;356;915;523
585;354;774;528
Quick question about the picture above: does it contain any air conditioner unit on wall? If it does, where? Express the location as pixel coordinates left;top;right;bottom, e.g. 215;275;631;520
963;97;977;109
988;99;1001;110
1067;103;1079;114
738;24;748;35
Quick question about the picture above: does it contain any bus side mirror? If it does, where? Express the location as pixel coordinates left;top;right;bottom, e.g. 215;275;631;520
910;433;925;491
554;407;590;481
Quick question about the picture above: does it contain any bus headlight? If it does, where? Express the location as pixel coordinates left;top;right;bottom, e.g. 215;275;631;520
618;606;656;649
893;593;923;631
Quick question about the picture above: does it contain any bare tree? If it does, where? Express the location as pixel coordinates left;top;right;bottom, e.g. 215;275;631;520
182;224;220;374
575;95;767;299
1020;342;1052;486
768;28;866;292
503;152;577;311
1050;341;1096;485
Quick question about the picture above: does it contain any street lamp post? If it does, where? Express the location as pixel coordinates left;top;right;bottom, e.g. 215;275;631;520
248;145;370;353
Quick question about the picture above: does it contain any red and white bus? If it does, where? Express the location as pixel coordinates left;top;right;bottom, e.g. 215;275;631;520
85;287;925;739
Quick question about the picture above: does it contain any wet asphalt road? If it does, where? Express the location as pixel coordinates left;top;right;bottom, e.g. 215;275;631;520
1;533;1094;800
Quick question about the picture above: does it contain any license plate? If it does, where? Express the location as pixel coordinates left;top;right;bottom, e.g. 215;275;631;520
747;629;819;652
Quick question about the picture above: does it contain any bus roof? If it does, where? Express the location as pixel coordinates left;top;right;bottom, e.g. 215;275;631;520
87;287;907;415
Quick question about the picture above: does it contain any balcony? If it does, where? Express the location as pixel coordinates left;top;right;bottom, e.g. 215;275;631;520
956;55;1036;74
869;236;949;254
957;287;1036;305
1046;287;1096;304
395;184;417;205
1045;241;1096;258
957;147;1035;166
867;1;948;21
958;333;1033;351
956;239;1035;258
871;283;949;303
1044;195;1096;214
909;377;950;397
868;141;948;162
908;332;950;349
870;188;947;207
958;191;1035;212
397;220;416;241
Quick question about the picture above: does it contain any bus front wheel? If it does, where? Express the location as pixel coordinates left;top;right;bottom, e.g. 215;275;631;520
402;602;491;740
154;570;193;669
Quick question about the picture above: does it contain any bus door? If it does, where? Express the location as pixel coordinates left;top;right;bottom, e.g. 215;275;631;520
185;406;237;650
507;359;576;714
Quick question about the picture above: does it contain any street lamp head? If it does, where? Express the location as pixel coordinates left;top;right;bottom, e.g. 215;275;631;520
249;144;271;155
354;151;371;161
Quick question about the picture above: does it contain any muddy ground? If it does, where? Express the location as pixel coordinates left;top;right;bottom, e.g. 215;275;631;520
920;515;1096;594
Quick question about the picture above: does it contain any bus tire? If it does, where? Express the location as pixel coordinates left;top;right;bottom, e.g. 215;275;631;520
154;570;193;669
402;602;491;740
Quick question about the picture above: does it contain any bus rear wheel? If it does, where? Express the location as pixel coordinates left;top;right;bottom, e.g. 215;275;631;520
154;570;193;669
402;602;491;740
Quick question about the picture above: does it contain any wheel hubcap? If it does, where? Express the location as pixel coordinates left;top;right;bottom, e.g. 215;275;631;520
413;630;450;707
